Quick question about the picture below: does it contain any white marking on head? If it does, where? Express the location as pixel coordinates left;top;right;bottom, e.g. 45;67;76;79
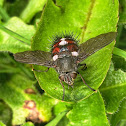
71;51;79;56
60;38;66;41
59;40;68;46
53;55;58;61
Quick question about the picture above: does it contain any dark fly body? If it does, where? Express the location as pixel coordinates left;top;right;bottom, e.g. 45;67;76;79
14;32;116;100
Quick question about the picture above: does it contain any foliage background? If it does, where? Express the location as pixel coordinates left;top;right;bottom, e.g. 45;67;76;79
0;0;126;126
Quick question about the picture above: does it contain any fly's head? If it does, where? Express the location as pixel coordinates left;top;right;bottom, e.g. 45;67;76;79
59;71;77;86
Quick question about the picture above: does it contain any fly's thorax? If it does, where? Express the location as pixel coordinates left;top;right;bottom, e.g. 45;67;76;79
54;55;78;74
52;37;79;61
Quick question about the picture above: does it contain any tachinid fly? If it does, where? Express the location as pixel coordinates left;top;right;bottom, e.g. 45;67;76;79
14;32;116;100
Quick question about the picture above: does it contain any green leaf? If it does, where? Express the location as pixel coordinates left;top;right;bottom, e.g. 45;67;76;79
67;91;109;126
0;17;35;53
108;99;126;126
99;56;126;113
20;0;47;23
32;0;118;101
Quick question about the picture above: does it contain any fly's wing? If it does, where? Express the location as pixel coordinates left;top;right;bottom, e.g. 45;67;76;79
14;50;54;67
78;32;117;62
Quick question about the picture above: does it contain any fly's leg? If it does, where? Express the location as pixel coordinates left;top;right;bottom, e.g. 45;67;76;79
59;78;65;101
77;71;96;91
78;63;87;71
32;67;50;72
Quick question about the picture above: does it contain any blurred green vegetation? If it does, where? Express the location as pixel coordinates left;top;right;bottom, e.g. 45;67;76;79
0;0;126;126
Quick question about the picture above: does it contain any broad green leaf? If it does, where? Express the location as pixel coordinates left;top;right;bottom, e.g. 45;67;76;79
67;91;109;126
0;17;35;53
109;99;126;126
20;0;47;23
99;56;126;113
32;0;118;101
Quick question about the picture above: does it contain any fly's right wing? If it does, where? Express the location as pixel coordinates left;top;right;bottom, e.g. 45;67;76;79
78;32;117;62
14;50;54;67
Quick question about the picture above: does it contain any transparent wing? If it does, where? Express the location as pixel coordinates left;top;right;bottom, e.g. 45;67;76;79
14;50;54;67
78;32;117;62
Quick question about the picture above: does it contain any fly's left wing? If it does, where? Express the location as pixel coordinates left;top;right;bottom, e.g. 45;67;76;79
78;32;117;62
14;50;54;67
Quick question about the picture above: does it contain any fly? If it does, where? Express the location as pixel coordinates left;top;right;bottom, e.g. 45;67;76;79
14;32;116;100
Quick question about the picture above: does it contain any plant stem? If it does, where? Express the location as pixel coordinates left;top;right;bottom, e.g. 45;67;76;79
113;47;126;59
0;24;31;45
45;110;68;126
0;6;10;21
115;24;123;47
